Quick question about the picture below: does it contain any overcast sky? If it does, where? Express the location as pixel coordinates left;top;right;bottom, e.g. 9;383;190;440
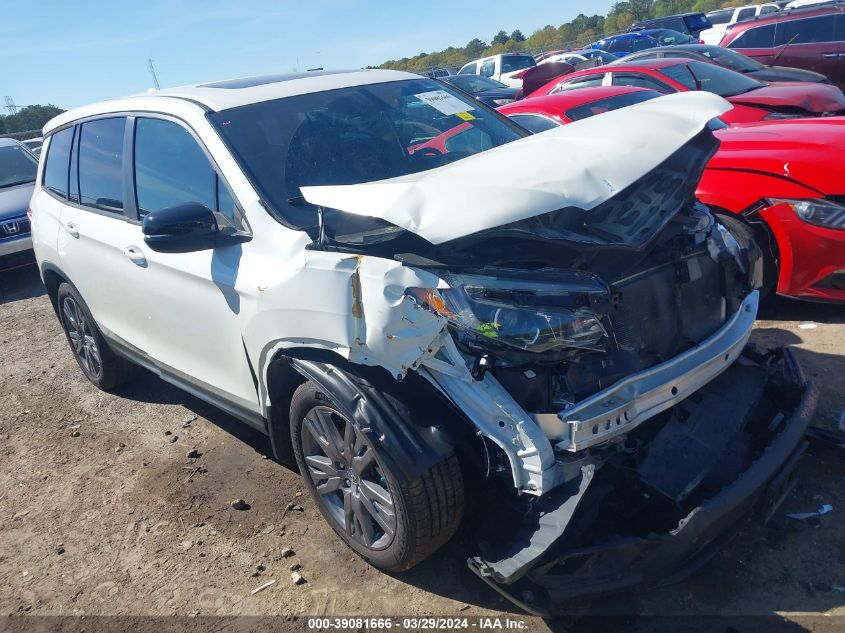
1;0;615;110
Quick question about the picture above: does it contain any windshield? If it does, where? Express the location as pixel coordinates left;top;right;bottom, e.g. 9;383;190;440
501;55;535;74
445;75;508;93
210;78;525;230
660;60;764;96
0;144;38;188
698;46;763;72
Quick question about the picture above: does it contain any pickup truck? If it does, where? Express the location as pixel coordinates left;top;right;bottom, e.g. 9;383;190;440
457;53;536;87
701;3;780;44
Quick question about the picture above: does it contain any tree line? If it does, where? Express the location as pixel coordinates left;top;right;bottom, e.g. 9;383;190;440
379;0;747;73
0;105;65;137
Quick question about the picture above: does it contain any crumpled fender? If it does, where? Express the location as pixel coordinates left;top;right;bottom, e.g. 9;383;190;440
245;250;448;418
281;356;462;481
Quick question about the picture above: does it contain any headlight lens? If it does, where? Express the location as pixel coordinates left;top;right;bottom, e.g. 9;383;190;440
769;198;845;231
405;274;608;353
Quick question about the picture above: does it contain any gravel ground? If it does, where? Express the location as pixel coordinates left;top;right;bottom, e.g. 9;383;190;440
0;265;843;631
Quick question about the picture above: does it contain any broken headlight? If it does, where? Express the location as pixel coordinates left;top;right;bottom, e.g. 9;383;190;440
405;273;609;353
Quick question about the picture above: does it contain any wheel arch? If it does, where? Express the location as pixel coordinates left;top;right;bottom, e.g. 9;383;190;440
264;347;477;482
40;261;70;313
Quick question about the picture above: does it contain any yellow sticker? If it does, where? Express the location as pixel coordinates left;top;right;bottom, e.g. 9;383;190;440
455;111;476;121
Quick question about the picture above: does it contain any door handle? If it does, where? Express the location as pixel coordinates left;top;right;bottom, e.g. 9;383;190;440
63;222;79;238
121;245;147;266
822;52;837;58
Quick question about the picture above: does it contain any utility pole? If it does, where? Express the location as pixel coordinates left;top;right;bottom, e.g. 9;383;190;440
4;96;18;116
147;58;161;90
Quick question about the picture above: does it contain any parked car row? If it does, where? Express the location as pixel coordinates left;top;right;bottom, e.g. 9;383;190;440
501;76;844;303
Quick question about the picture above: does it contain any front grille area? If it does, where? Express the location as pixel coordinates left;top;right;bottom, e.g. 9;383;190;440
610;254;726;365
0;216;31;239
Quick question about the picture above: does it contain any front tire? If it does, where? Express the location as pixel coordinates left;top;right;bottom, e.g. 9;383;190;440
289;380;463;572
57;282;135;390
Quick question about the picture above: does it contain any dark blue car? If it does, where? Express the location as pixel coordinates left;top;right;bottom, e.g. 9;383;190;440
588;32;661;57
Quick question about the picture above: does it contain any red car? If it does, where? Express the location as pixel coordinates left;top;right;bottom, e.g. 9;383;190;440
525;58;845;123
499;89;845;302
719;4;845;90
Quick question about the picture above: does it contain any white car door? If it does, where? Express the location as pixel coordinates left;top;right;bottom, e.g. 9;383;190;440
125;115;259;417
56;116;150;351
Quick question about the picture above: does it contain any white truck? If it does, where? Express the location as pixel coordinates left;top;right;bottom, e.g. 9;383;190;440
457;53;536;87
700;3;781;45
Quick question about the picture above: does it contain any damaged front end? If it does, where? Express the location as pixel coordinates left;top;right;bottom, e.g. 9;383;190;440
294;92;816;607
468;346;816;615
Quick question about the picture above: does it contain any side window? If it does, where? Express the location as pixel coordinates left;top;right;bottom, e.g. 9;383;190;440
458;62;477;75
632;37;657;51
507;114;560;134
78;118;126;213
134;117;240;225
480;59;495;77
550;75;606;93
610;73;674;92
776;16;836;45
729;24;775;48
736;7;756;22
760;5;779;15
43;127;74;198
607;38;630;53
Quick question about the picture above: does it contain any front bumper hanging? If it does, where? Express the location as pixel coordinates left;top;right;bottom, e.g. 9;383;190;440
470;345;817;616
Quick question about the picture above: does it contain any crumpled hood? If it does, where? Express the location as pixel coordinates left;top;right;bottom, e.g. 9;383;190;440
727;82;845;114
301;91;731;245
0;182;35;221
711;118;845;194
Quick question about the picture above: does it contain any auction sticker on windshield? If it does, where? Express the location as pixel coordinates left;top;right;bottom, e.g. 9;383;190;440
414;90;475;115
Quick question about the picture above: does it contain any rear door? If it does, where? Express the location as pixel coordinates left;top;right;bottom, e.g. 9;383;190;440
772;14;839;76
56;116;150;350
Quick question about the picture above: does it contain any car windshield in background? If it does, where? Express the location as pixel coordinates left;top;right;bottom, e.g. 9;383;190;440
210;78;525;229
444;75;508;94
661;60;764;97
501;55;535;73
646;29;695;45
698;46;763;73
0;144;38;188
565;90;662;121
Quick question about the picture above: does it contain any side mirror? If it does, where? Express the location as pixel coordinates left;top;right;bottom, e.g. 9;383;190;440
142;202;250;253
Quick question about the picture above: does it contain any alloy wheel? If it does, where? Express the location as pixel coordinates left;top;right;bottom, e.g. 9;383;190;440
62;296;102;379
301;406;397;550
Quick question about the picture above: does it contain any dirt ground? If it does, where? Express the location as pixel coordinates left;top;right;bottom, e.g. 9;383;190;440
1;265;843;631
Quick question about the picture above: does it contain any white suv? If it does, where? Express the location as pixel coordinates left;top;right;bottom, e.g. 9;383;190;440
30;70;814;612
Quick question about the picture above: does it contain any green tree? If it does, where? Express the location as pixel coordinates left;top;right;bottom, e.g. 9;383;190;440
465;37;488;57
492;30;510;45
510;29;526;42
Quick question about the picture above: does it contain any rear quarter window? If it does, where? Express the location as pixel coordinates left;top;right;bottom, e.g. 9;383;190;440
43;127;74;198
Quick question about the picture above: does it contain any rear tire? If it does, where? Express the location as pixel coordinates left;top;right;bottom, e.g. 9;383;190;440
290;380;463;572
57;282;135;390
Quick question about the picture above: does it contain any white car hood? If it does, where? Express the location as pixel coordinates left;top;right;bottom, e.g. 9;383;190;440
301;91;731;245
